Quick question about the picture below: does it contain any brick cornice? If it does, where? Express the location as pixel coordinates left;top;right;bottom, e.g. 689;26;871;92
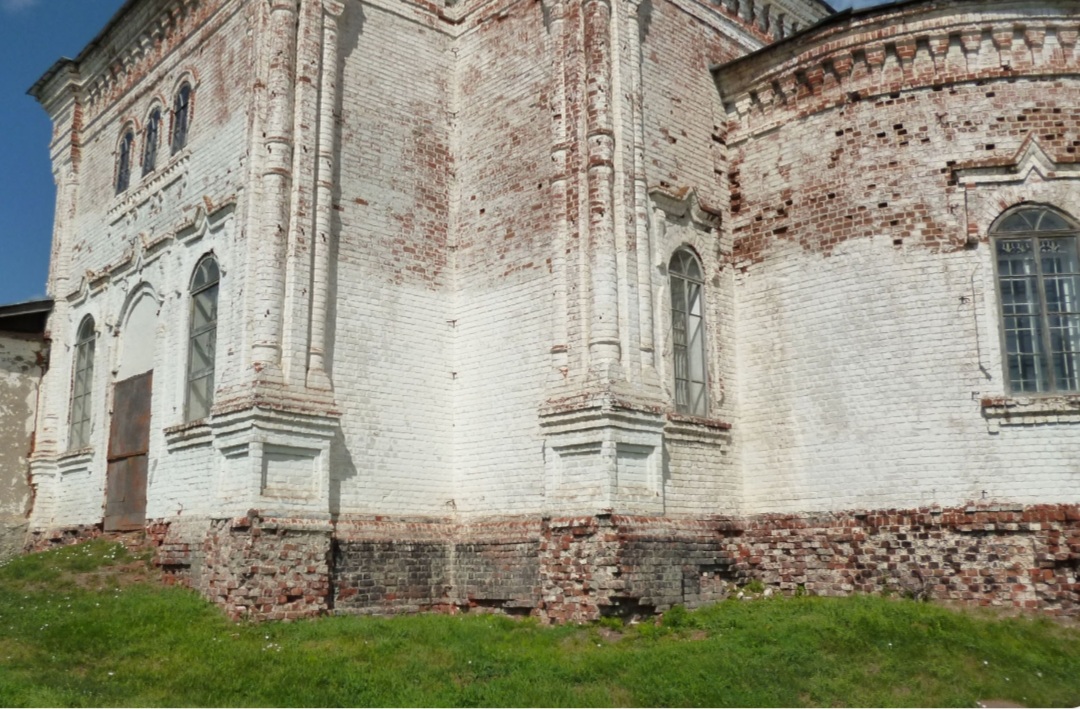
715;0;1080;140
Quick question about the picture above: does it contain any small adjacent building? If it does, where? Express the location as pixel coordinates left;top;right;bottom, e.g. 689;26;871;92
0;299;50;561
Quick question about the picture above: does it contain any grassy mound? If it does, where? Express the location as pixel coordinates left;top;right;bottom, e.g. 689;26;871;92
0;541;1077;707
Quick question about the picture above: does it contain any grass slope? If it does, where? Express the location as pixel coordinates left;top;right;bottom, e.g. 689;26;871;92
0;541;1078;707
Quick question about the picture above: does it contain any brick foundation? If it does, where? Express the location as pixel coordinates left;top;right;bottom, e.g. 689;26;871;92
28;502;1079;622
148;514;333;621
25;523;103;553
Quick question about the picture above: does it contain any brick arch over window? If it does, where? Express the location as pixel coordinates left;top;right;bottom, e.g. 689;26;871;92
69;315;96;449
992;204;1080;394
669;247;708;416
186;254;219;421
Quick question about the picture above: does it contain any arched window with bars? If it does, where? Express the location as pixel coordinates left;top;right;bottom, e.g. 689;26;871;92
186;255;219;421
69;316;96;449
115;129;134;194
142;108;161;176
993;205;1080;394
669;248;708;416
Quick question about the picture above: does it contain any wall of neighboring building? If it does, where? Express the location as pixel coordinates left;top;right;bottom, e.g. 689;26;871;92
0;334;42;560
718;0;1080;514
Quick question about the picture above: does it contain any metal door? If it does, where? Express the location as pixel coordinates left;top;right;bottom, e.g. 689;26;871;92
104;371;152;531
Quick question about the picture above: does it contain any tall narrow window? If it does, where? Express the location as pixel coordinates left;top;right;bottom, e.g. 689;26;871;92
69;317;96;449
142;109;161;176
994;206;1080;394
171;83;192;155
116;129;134;193
186;255;219;421
670;248;708;416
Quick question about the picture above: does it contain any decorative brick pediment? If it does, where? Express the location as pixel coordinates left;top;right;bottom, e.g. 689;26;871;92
953;134;1080;187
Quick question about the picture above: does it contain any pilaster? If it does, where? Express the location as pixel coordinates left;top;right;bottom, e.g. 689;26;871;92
248;0;299;383
229;0;339;416
583;0;622;382
307;0;345;392
27;66;84;528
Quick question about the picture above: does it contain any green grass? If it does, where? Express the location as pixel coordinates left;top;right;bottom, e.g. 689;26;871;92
1;541;1078;707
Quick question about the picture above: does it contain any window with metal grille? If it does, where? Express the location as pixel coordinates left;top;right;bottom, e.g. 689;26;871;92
185;255;219;421
142;109;161;176
993;206;1080;394
116;129;134;194
69;317;96;449
670;248;708;416
171;83;192;155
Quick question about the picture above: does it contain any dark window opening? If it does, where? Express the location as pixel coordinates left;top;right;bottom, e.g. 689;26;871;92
142;109;161;176
171;83;192;155
116;130;134;193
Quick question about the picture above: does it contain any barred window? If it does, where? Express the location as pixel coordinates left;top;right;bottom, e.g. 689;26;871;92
994;206;1080;394
69;317;96;449
142;109;161;176
185;255;219;421
116;129;134;194
171;83;192;155
670;248;708;416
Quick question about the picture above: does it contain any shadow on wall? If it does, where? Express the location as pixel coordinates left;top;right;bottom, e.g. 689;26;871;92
324;2;365;518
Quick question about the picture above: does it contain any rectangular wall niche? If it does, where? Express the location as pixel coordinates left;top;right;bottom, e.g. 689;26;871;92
550;442;605;505
616;443;655;492
261;445;319;499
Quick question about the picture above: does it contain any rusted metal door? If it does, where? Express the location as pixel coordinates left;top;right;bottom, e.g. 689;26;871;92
104;372;152;531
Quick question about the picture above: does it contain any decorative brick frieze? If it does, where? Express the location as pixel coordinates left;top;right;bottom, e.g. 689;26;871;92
718;4;1080;139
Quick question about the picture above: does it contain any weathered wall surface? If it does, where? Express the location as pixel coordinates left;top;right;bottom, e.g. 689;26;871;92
450;0;555;515
329;0;455;516
717;1;1080;513
636;0;763;514
0;334;41;560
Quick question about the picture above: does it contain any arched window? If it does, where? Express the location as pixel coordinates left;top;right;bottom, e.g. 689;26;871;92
186;255;219;421
171;83;192;155
116;129;134;194
142;108;161;176
993;206;1080;393
670;248;708;416
69;316;96;449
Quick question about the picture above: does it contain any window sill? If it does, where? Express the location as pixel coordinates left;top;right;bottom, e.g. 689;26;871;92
164;418;212;451
58;447;93;463
980;395;1080;425
58;448;94;475
664;412;733;444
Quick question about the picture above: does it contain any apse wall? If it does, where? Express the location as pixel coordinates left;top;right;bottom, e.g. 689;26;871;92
715;0;1080;513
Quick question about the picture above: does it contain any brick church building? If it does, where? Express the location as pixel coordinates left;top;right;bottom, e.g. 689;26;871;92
7;0;1079;620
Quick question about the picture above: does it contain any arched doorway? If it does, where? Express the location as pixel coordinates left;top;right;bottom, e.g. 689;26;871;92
104;291;157;531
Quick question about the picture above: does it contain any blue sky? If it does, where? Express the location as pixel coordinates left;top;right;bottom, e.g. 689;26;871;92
0;0;124;306
0;0;891;306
